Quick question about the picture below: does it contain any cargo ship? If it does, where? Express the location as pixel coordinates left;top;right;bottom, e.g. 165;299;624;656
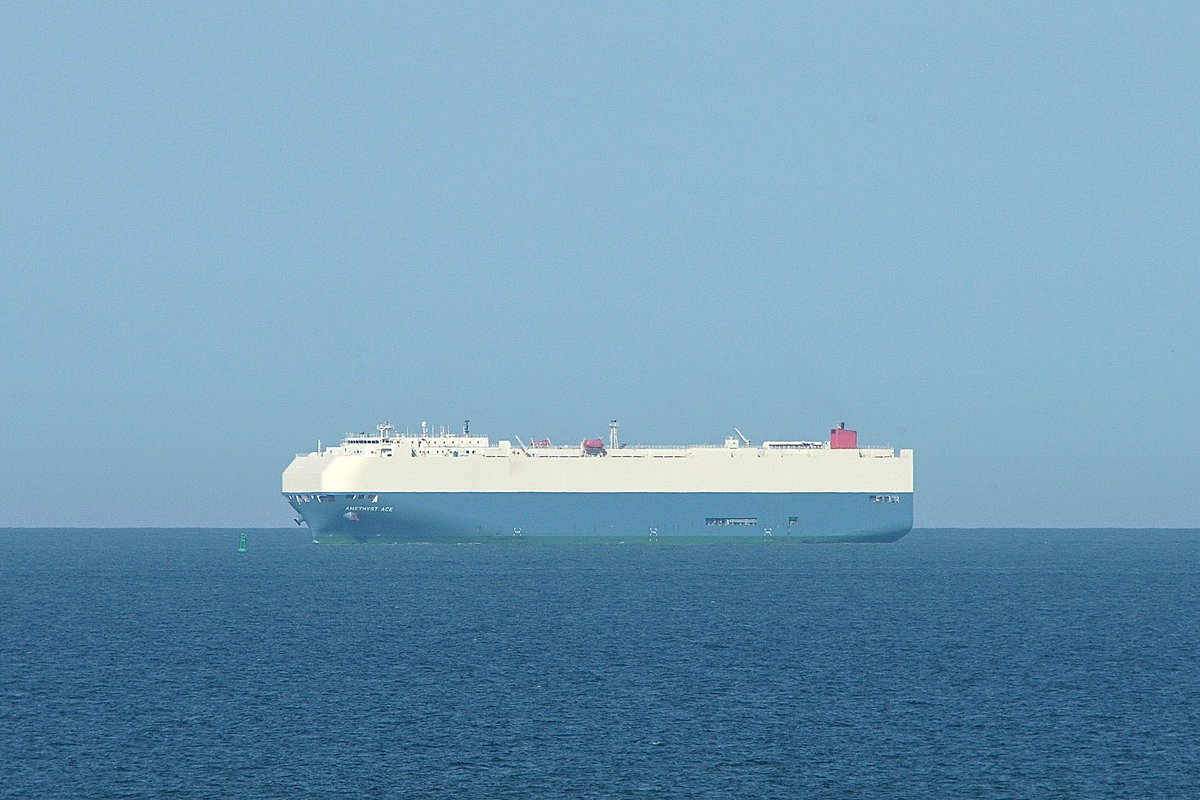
282;420;913;543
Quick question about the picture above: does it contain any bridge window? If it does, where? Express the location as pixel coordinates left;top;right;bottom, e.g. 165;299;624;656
706;517;758;526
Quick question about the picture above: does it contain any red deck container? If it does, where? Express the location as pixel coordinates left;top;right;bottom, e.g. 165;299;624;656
830;425;857;449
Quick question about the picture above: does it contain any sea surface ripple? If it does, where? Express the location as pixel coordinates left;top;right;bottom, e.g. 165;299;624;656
1;528;1197;798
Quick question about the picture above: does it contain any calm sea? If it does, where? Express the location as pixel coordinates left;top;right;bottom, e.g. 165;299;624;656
1;528;1197;798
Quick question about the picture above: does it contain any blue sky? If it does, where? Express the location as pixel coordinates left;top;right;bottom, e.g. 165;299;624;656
2;3;1196;528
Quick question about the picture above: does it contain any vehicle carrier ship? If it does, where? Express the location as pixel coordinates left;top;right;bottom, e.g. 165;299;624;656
282;419;913;543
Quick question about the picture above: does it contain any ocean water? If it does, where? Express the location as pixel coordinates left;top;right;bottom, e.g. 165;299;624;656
1;529;1197;799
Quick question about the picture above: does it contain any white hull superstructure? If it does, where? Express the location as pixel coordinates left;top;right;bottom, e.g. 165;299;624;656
283;421;914;543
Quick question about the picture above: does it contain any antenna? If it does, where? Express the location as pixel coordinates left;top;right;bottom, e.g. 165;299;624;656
734;427;751;446
464;419;470;435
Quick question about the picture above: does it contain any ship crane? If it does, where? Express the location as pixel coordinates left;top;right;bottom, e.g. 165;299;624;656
734;427;751;446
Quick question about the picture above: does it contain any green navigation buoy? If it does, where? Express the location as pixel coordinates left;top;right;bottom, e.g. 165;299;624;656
238;532;248;553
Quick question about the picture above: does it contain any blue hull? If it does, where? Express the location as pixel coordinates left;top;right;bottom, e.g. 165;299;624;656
287;492;913;543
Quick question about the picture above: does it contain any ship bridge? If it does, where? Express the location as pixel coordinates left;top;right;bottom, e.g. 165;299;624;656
332;421;490;458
